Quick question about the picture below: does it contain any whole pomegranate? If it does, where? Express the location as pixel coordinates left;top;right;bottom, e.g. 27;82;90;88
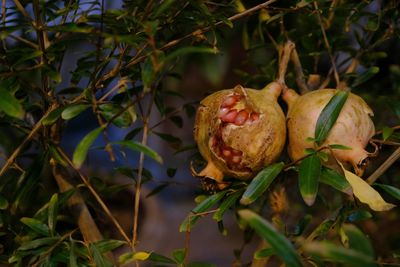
283;88;376;176
193;42;294;190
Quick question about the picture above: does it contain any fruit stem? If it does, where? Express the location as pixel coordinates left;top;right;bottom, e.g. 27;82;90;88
276;40;295;90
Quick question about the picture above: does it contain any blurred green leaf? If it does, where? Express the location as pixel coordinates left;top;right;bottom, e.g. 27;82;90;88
342;224;374;257
48;194;58;235
90;243;112;267
42;107;64;125
147;252;176;264
352;67;379;87
72;126;104;168
180;191;227;232
240;162;284;205
254;248;275;260
69;239;78;267
320;167;352;195
18;237;59;251
0;88;25;119
347;209;373;222
12;50;42;67
172;248;186;264
328;144;352;150
238;209;303;267
315;91;349;145
153;132;182;149
165;47;216;62
382;127;394;141
299;154;321;206
146;183;169;198
99;103;136;128
93;239;126;253
0;194;9;210
48;144;68;167
112;140;163;164
119;251;151;265
374;183;400;200
292;214;313;236
20;217;50;236
213;191;242;221
61;104;90;120
304;241;377;267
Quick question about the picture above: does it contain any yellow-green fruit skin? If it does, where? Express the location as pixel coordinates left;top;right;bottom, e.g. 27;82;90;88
194;84;286;180
285;89;375;172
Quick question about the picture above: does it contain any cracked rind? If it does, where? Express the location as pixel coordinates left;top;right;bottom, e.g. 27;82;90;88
194;84;286;182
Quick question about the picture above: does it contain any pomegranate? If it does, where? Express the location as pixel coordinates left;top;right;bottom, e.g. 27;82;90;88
193;42;294;190
283;88;376;176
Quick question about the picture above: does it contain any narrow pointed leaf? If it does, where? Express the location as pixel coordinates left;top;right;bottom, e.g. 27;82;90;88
238;209;303;267
213;191;242;221
320;167;352;195
254;248;275;259
240;162;284;205
112;140;163;164
48;194;58;235
304;241;377;267
72;127;104;168
299;154;321;206
42;107;64;125
339;163;396;211
0;88;25;119
20;217;50;236
93;239;126;253
90;244;112;267
315;91;349;145
61;104;90;120
374;183;400;200
69;240;78;267
180;191;227;232
18;237;59;251
0;194;9;210
342;224;374;257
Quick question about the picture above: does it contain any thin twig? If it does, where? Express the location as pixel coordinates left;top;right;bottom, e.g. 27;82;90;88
366;147;400;185
314;1;340;88
12;0;31;20
290;48;310;94
0;104;58;177
125;0;277;68
56;147;132;244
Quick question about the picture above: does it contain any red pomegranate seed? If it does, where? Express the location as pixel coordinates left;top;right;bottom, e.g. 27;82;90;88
234;110;249;126
250;112;260;122
220;109;238;123
218;107;230;118
232;156;241;164
221;95;239;108
222;148;232;157
231;149;243;156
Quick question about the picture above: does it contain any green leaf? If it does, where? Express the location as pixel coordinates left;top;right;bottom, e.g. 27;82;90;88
72;126;104;168
180;191;227;232
90;243;112;267
320;167;352;195
48;194;58;235
238;210;303;267
99;103;136;128
347;209;373;222
172;248;186;264
42;107;64;125
328;144;352;150
141;58;155;92
18;237;59;251
69;239;78;267
93;239;126;253
342;224;374;257
147;252;176;264
299;154;321;206
153;131;182;149
352;67;379;87
20;217;50;236
112;140;163;164
0;87;25;119
213;191;242;221
314;91;349;145
61;104;90;120
254;248;275;260
304;241;377;267
0;194;9;210
240;162;284;205
12;50;43;67
382;127;394;141
374;183;400;200
48;144;68;167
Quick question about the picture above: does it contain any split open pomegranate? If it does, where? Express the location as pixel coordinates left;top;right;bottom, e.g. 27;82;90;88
193;42;294;190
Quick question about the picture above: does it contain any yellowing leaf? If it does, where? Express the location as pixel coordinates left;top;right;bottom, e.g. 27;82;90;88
339;163;395;211
133;252;150;261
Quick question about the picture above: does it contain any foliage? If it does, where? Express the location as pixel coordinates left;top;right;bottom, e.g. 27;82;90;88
0;0;399;266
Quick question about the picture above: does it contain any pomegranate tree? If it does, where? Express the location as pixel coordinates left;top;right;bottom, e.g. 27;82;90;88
193;42;294;189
